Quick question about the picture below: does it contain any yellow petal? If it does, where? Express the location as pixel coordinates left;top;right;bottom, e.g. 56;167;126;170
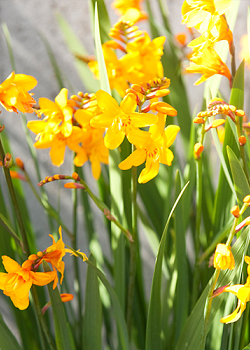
39;97;59;112
50;139;66;166
120;93;137;114
14;74;37;91
138;158;160;183
119;149;146;170
164;125;180;147
104;129;125;149
2;256;21;273
96;90;120;117
55;88;68;108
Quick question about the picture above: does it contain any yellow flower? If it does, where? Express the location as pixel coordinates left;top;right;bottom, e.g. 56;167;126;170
90;90;158;150
73;126;109;180
119;124;180;183
220;256;250;323
0;256;56;310
32;227;87;285
27;120;84;166
0;71;37;113
38;88;74;137
186;47;231;85
213;243;235;270
121;33;165;84
88;42;130;97
182;0;232;34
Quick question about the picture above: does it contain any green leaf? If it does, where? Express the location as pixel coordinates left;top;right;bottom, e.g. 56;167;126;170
85;259;130;350
82;254;102;350
175;226;250;350
173;171;189;344
44;262;76;350
227;146;250;217
230;59;244;110
89;0;111;43
146;182;189;350
0;312;23;350
94;2;110;94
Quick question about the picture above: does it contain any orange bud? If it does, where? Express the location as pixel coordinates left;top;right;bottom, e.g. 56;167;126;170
60;293;74;302
9;170;26;181
150;102;177;116
194;143;204;159
64;183;85;190
175;33;187;46
37;251;43;258
154;89;170;97
230;205;240;218
235;109;245;117
28;254;38;261
213;244;235;270
72;172;80;181
239;135;247;146
193;117;205;124
15;157;24;170
243;195;250;204
4;153;13;169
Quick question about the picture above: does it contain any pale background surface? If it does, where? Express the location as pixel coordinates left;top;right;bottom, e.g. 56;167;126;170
0;0;249;341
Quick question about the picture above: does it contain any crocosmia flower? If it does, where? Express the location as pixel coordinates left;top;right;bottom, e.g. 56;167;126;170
90;90;158;149
219;256;250;323
0;71;37;113
0;256;56;310
119;124;180;183
213;243;235;270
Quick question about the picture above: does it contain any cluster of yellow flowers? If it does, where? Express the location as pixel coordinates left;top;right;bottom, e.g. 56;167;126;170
88;20;165;97
0;227;87;310
182;0;233;85
26;88;109;180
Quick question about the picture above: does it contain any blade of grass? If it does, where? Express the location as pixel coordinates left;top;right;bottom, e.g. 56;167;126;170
145;182;189;350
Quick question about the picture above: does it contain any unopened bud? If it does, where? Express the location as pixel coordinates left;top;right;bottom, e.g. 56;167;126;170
15;157;24;170
4;153;13;169
235;110;245;117
72;172;81;181
193;117;205;124
194;143;204;159
238;135;247;146
230;205;240;218
64;183;85;190
0;125;5;133
243;195;250;204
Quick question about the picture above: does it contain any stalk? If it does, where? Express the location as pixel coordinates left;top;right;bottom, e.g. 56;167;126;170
31;285;56;350
126;154;138;337
0;135;30;256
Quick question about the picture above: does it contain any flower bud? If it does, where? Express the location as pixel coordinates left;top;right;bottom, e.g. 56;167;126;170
4;153;13;169
194;143;204;159
213;244;235;270
230;205;240;218
238;135;247;146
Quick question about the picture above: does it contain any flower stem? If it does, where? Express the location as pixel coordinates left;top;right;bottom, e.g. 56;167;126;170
31;285;56;350
126;160;138;337
24;170;74;240
0;135;30;256
78;177;133;242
